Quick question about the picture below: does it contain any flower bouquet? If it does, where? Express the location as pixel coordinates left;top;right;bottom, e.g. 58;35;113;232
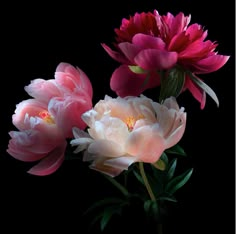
5;5;231;234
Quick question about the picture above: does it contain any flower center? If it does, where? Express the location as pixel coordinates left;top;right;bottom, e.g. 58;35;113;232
125;115;144;131
39;110;55;124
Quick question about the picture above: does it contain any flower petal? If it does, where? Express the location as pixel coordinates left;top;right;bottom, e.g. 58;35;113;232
132;33;166;50
88;139;125;157
193;54;230;74
104;156;137;170
134;49;178;70
110;65;160;97
101;43;130;64
27;141;67;176
125;126;166;163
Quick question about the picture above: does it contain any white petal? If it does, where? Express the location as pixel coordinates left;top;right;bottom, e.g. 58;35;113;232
81;109;98;127
104;156;137;170
72;127;91;139
88;139;125;157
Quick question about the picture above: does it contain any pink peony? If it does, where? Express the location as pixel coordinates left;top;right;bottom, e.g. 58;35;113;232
7;99;67;176
102;11;229;108
7;63;93;175
25;62;93;138
71;95;186;177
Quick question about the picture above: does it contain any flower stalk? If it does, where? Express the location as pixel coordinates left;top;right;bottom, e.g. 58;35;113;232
104;174;129;197
139;162;156;201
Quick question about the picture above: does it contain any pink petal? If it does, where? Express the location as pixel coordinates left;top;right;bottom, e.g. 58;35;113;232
178;40;217;59
185;23;208;41
118;42;142;63
169;12;190;36
27;141;67;176
192;54;230;74
168;31;190;52
88;139;125;157
101;43;130;64
184;76;206;108
7;133;47;162
89;160;124;177
104;156;137;170
48;94;92;138
24;79;61;104
132;33;166;50
125;126;166;163
134;49;178;70
13;99;47;131
55;62;93;99
8;129;61;154
110;65;160;97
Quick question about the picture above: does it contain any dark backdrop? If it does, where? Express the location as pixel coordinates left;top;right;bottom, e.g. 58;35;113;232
1;0;235;233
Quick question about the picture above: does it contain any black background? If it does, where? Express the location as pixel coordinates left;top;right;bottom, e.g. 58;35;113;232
1;0;235;233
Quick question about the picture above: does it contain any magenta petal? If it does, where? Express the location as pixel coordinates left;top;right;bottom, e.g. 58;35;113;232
101;43;130;64
193;55;230;74
132;33;165;50
185;77;206;109
27;141;67;176
134;49;178;70
118;42;142;63
110;65;160;97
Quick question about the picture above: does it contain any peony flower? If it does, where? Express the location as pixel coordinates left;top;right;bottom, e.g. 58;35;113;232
25;62;93;138
7;63;93;175
102;11;229;108
7;99;67;176
71;95;186;177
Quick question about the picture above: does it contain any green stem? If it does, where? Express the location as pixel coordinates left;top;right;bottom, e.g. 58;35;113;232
139;162;156;201
104;174;129;197
157;224;163;234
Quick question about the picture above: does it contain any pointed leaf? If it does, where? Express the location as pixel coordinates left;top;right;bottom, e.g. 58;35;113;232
158;196;177;202
166;158;177;181
100;209;114;231
159;67;185;102
165;168;193;194
128;65;148;74
165;144;187;156
141;73;150;88
144;200;153;214
152;159;166;171
83;197;125;215
188;72;219;107
160;152;169;164
133;170;144;185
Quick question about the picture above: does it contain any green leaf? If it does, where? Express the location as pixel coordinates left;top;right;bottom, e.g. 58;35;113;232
83;197;125;216
166;158;177;181
144;200;153;214
100;209;115;231
144;200;159;218
128;65;148;74
165;144;187;156
160;152;168;164
159;67;185;102
152;159;166;171
133;170;144;185
158;195;177;202
165;168;193;195
188;72;219;107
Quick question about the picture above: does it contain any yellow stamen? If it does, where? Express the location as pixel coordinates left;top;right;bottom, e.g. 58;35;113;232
125;114;144;131
39;111;55;124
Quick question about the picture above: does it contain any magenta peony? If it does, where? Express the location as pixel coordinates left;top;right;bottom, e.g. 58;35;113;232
102;11;229;108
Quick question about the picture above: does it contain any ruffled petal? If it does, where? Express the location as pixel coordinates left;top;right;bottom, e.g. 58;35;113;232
27;141;67;176
101;43;130;64
134;49;178;70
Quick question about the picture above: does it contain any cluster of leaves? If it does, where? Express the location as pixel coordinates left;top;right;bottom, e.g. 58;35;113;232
83;144;193;232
